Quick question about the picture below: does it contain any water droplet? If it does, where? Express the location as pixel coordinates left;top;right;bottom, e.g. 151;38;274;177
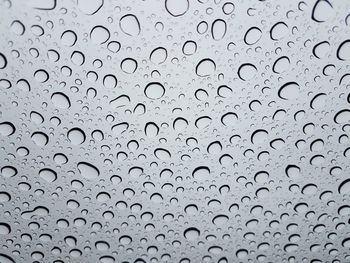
0;53;7;69
120;14;140;36
150;47;167;64
61;30;77;46
312;0;334;23
278;82;300;100
211;19;226;41
78;0;103;15
237;63;257;80
120;58;137;74
337;40;350;61
77;162;100;179
144;82;165;99
184;227;200;241
192;166;210;181
165;0;189;17
196;58;216;77
39;168;57;183
51;92;71;109
90;25;110;44
67;128;86;145
0;122;15;136
244;27;262;45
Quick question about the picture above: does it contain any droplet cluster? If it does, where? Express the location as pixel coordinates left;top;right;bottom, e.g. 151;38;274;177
0;0;350;262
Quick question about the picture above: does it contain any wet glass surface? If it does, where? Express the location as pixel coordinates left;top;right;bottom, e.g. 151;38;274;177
0;0;350;262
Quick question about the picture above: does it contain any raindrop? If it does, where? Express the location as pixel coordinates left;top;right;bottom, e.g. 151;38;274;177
195;116;212;128
285;165;301;179
27;0;56;10
0;122;15;136
34;69;49;83
31;131;49;147
112;122;129;135
0;254;15;263
192;166;210;181
145;122;159;137
103;74;117;89
0;53;7;69
77;162;100;180
182;40;197;55
150;47;167;64
310;93;326;109
278;82;300;100
61;30;77;46
251;129;268;144
39;168;57;183
221;112;238;126
244;27;262;45
211;19;226;40
90;26;110;44
144;82;165;99
77;0;103;15
334;110;350;124
338;179;350;195
154;148;171;160
17;79;31;91
67;128;86;145
270;22;289;40
336;40;350;61
1;166;17;178
11;20;25;35
313;41;330;59
311;0;334;23
0;192;11;202
120;58;137;74
196;58;216;77
273;56;290;73
0;223;11;235
120;14;140;36
165;0;189;17
213;215;229;226
51;92;71;109
238;63;257;80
